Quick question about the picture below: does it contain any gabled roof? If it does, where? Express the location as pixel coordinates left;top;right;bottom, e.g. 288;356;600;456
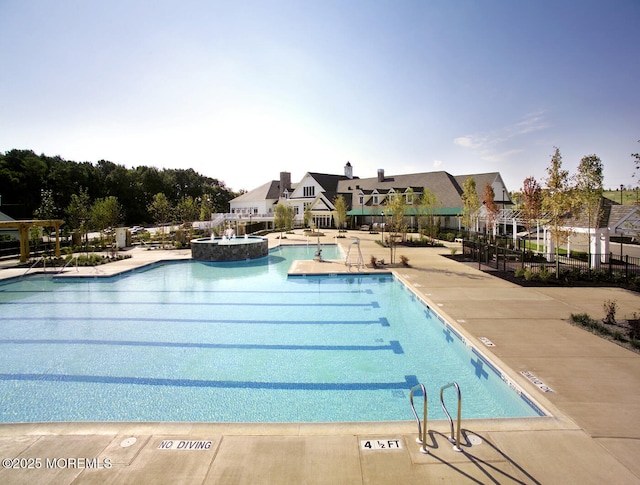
560;197;639;231
337;171;469;208
230;180;281;203
0;210;16;222
454;172;511;200
305;172;354;203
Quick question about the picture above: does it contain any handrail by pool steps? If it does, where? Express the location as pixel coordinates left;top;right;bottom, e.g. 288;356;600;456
409;381;463;454
440;382;463;452
22;257;45;277
58;256;79;273
409;383;428;454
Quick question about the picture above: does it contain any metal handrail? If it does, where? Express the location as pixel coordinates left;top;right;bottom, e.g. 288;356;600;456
22;257;45;277
59;256;79;273
440;382;462;452
409;383;428;454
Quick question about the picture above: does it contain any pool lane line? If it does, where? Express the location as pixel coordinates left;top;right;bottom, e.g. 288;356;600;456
0;288;375;294
0;316;391;326
0;301;381;308
0;373;419;390
0;339;404;354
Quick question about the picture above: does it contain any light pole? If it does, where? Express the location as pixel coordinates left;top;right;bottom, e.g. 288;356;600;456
620;184;624;260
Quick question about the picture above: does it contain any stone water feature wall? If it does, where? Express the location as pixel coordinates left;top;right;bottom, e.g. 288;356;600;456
191;237;268;262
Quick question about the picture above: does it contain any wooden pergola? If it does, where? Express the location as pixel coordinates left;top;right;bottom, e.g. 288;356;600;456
0;219;64;263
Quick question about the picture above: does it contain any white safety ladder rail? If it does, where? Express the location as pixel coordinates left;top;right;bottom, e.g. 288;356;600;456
22;257;45;277
344;237;363;271
58;256;79;274
440;382;463;451
409;383;429;454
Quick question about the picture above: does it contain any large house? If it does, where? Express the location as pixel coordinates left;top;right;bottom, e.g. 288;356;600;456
228;162;511;232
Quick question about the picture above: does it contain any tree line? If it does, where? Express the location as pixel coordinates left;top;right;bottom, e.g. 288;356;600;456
0;149;239;231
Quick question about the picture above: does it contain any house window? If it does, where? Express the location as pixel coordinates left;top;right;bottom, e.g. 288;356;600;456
372;195;378;204
303;186;315;197
359;195;364;205
406;193;413;204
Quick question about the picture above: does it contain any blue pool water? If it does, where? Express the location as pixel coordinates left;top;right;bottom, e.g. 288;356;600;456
0;245;543;422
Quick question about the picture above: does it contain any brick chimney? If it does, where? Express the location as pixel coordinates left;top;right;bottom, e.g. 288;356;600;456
279;172;291;196
377;169;384;182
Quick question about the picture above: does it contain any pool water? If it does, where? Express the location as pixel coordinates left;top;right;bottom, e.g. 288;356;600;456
0;245;542;422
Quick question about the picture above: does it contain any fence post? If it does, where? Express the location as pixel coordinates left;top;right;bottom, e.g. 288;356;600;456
502;246;506;271
626;255;629;282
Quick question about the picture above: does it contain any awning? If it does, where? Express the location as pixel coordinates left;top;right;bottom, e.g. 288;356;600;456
347;207;462;216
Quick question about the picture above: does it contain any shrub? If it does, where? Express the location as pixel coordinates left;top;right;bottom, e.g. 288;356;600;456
450;247;458;256
370;255;378;268
514;267;526;278
538;265;551;282
603;300;618;325
400;255;410;267
524;267;535;281
571;313;593;326
612;330;626;341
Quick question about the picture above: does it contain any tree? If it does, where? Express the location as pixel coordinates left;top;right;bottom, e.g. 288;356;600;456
90;196;123;248
482;183;499;240
0;149;239;225
385;191;408;264
520;176;543;247
543;147;571;277
34;188;58;255
148;193;173;248
175;195;199;245
461;177;480;234
417;188;439;242
574;154;604;266
333;195;347;231
65;187;91;248
34;188;58;220
273;202;295;238
303;204;312;229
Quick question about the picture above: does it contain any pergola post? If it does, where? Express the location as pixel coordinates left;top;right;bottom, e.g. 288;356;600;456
18;223;30;263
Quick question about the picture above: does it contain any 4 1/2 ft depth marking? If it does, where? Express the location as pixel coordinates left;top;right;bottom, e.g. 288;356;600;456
360;439;403;450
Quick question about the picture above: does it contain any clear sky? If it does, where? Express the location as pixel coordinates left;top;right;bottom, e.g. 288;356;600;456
1;0;638;193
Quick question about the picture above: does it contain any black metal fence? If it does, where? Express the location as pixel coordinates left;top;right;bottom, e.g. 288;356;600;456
462;240;640;281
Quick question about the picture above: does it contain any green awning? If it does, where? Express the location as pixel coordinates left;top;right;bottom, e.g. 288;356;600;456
347;207;462;216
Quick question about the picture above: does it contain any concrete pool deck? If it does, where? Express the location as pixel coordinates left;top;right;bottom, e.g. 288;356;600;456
0;231;639;483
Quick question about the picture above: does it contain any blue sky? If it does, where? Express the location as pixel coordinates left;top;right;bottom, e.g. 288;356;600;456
1;0;638;193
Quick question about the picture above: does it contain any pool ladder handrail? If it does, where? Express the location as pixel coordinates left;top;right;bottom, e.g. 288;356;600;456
22;257;45;277
440;381;463;452
409;384;428;454
410;382;463;454
58;255;79;273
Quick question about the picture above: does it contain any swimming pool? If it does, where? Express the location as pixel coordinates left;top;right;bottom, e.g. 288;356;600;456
0;245;543;422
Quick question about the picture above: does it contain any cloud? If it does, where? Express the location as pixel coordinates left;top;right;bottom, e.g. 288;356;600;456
480;149;524;163
453;136;482;149
453;112;549;162
433;159;443;168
